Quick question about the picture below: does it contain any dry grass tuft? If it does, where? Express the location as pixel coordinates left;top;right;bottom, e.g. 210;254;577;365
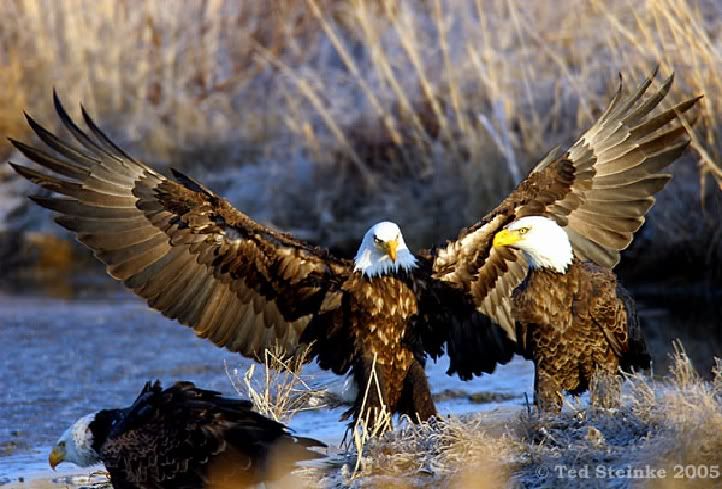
0;49;28;161
345;353;394;478
510;342;722;488
337;413;518;488
632;342;722;489
225;343;326;423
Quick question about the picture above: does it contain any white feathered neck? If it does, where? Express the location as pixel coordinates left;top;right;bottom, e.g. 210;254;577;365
57;412;101;467
506;216;574;273
353;222;417;277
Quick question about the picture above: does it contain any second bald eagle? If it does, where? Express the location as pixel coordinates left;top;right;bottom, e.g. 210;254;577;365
11;71;699;418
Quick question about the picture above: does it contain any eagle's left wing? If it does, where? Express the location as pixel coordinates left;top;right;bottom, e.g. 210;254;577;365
9;94;355;370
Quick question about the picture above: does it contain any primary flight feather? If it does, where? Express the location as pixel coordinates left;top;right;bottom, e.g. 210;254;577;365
10;70;700;417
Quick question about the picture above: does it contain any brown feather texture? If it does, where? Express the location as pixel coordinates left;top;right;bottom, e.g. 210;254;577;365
10;70;699;419
10;92;352;364
9;93;516;424
432;70;699;340
432;70;698;409
66;381;325;489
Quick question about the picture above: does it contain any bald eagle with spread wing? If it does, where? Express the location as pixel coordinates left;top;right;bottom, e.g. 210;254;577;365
10;71;699;418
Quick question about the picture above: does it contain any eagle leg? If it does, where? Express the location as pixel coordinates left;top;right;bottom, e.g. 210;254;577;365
348;359;392;432
533;362;564;413
397;360;437;422
589;365;622;409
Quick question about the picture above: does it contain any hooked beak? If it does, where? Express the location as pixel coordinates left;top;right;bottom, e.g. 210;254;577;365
492;229;521;248
385;240;398;262
49;444;65;470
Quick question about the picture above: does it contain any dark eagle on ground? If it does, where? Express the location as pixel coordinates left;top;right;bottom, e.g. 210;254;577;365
10;71;700;418
48;381;325;489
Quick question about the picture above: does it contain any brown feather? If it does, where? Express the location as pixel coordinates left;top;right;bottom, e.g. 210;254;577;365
96;234;169;264
31;197;138;219
513;260;648;410
107;244;170;281
132;252;195;299
424;70;697;367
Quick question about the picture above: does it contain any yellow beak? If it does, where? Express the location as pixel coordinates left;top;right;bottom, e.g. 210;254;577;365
385;240;398;262
49;445;65;470
492;229;521;248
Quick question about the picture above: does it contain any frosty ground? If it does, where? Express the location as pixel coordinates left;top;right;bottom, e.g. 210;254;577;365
0;296;530;484
1;295;720;489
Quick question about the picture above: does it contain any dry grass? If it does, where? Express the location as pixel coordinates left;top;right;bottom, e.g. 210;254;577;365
516;342;722;488
225;343;327;424
633;342;722;489
346;353;395;478
1;0;720;278
227;339;721;488
0;49;28;161
310;342;722;488
346;414;517;488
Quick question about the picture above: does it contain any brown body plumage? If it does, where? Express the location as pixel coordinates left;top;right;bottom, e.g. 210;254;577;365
513;260;647;410
438;70;699;409
10;70;699;420
49;381;325;489
344;273;437;421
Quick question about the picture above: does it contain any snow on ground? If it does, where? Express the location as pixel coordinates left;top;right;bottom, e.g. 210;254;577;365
0;295;533;484
3;294;719;488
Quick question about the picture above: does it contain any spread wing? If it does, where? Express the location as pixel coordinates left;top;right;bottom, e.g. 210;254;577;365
423;70;699;350
487;70;701;267
9;94;353;363
414;251;520;380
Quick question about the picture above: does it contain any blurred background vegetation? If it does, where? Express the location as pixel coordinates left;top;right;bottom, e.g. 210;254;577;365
0;0;720;368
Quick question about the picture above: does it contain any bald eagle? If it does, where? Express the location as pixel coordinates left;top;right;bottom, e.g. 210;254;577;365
48;381;325;489
11;71;699;418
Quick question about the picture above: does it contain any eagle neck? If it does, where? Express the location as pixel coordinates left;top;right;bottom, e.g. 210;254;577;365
354;249;418;278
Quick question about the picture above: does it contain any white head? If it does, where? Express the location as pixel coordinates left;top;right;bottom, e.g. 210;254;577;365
492;216;573;273
49;412;101;469
354;221;417;277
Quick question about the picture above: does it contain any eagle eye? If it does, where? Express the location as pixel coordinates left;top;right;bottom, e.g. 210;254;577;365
519;227;529;235
58;441;66;447
373;235;381;243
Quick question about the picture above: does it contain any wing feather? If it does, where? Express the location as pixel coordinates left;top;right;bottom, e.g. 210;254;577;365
213;300;244;347
545;75;700;266
431;215;528;340
423;70;699;367
10;97;352;365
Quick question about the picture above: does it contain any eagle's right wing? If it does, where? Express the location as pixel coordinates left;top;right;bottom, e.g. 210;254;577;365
485;70;702;267
10;94;354;368
421;70;700;377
